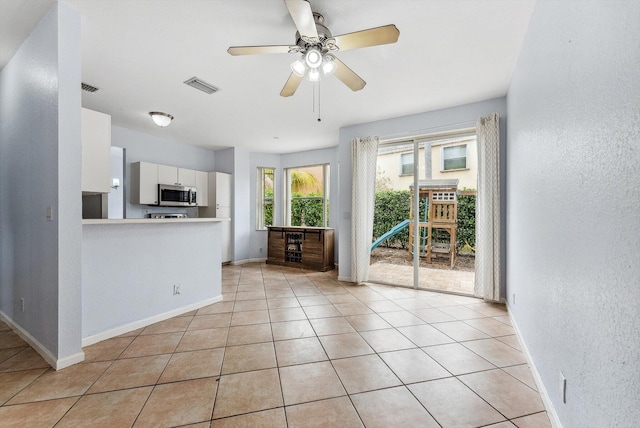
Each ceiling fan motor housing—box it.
[294,13,338,57]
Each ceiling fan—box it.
[227,0,400,97]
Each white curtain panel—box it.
[350,136,379,283]
[474,113,501,301]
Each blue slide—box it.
[371,220,410,251]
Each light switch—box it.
[46,206,53,221]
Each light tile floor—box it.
[0,263,551,428]
[369,262,475,294]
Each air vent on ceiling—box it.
[81,82,100,93]
[184,77,219,94]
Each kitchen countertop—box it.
[83,217,230,225]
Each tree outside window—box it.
[285,164,329,227]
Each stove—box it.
[148,213,188,219]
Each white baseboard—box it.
[0,311,85,370]
[55,352,86,370]
[231,258,267,265]
[507,304,562,428]
[338,276,354,283]
[82,295,224,347]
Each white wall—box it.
[0,3,83,365]
[337,98,506,281]
[108,147,125,219]
[111,125,216,218]
[214,147,252,263]
[82,222,222,340]
[506,1,640,426]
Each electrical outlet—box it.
[560,371,567,403]
[512,293,516,305]
[46,206,53,221]
[173,285,181,296]
[260,247,263,253]
[20,298,25,312]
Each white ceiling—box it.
[0,0,536,154]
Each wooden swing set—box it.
[408,179,459,269]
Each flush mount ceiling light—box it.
[149,112,174,127]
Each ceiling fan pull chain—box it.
[317,81,322,122]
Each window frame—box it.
[284,163,330,228]
[441,143,469,172]
[256,166,275,231]
[399,152,414,176]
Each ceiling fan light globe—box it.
[291,58,306,77]
[322,58,336,75]
[308,68,320,82]
[305,48,322,69]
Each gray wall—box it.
[249,153,282,260]
[0,3,83,362]
[111,125,216,218]
[506,1,640,426]
[337,98,507,281]
[83,222,221,340]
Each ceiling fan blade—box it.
[333,24,400,51]
[280,73,304,97]
[284,0,318,40]
[332,57,366,92]
[227,45,292,56]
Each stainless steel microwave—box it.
[158,184,197,207]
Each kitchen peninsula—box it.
[82,217,228,345]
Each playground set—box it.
[371,179,459,268]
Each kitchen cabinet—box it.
[81,108,111,193]
[131,162,159,205]
[157,165,196,187]
[210,172,231,208]
[267,227,335,271]
[199,172,232,263]
[195,171,208,206]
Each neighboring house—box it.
[376,136,477,191]
[376,143,425,191]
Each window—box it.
[400,152,413,175]
[256,167,274,230]
[285,164,329,227]
[442,144,468,171]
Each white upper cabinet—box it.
[211,172,232,207]
[157,165,196,187]
[195,170,208,206]
[131,161,158,205]
[81,108,111,193]
[178,168,196,187]
[157,164,177,185]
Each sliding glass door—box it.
[369,131,477,295]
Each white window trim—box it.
[399,152,414,176]
[256,167,275,231]
[441,143,469,172]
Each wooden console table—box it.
[267,226,335,271]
